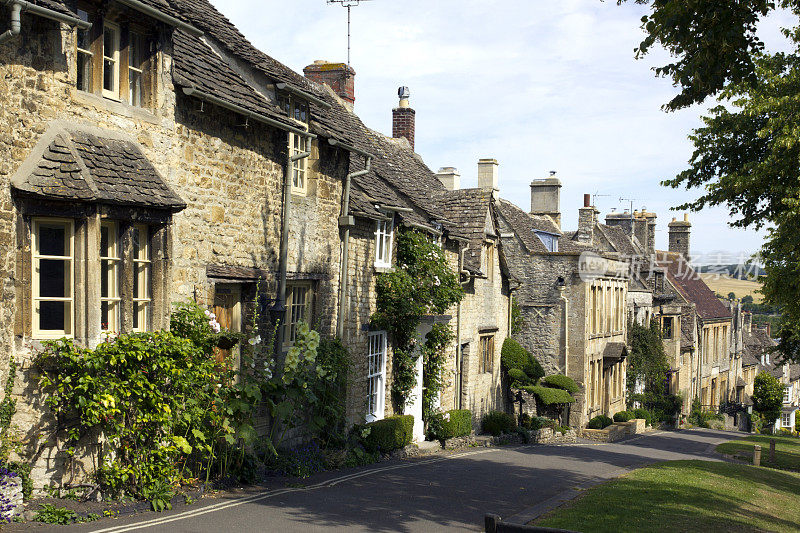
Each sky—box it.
[209,0,796,263]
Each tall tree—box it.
[620,1,800,360]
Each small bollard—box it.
[753,444,761,466]
[770,439,776,463]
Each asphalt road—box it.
[58,428,737,533]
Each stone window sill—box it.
[73,90,159,124]
[374,264,394,274]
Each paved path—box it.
[62,428,737,533]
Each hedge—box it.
[362,415,414,453]
[520,414,557,431]
[587,415,613,429]
[613,411,634,423]
[436,409,472,440]
[632,408,652,426]
[541,374,579,394]
[482,411,516,436]
[501,338,544,385]
[522,385,576,405]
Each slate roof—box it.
[12,127,185,210]
[496,199,592,255]
[655,251,731,320]
[434,189,494,272]
[597,223,640,257]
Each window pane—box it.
[77,52,93,92]
[39,259,68,297]
[103,59,115,92]
[129,70,141,106]
[40,301,68,331]
[103,28,114,56]
[38,224,66,256]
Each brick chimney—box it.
[436,167,460,190]
[477,158,499,199]
[392,86,415,150]
[577,194,596,244]
[530,175,561,228]
[668,213,691,260]
[303,60,355,110]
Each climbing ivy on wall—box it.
[372,229,463,413]
[422,323,455,422]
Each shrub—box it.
[520,415,557,431]
[481,411,516,436]
[541,374,579,394]
[434,409,472,440]
[632,408,652,426]
[587,415,613,429]
[507,368,529,387]
[521,385,576,405]
[556,425,570,435]
[362,415,414,453]
[753,372,783,428]
[501,338,544,384]
[269,442,327,478]
[613,411,634,423]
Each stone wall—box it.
[0,21,349,489]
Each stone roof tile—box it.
[655,251,732,320]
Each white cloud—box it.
[209,0,784,258]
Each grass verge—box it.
[716,434,800,472]
[534,460,800,533]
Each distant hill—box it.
[695,263,765,278]
[699,273,764,304]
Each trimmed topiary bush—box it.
[632,408,652,426]
[481,410,516,436]
[521,385,576,406]
[363,415,414,453]
[613,411,634,423]
[507,368,529,387]
[541,374,579,394]
[434,409,472,440]
[501,338,544,385]
[587,415,613,429]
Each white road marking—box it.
[89,447,501,533]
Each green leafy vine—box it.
[372,228,463,413]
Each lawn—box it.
[716,434,800,472]
[534,460,800,533]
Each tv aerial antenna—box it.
[327,0,372,68]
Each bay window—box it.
[32,219,74,338]
[132,225,151,332]
[100,221,121,333]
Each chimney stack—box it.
[743,311,752,333]
[477,158,499,199]
[392,86,415,150]
[530,176,562,227]
[303,60,355,110]
[577,193,596,244]
[668,213,691,260]
[436,167,460,191]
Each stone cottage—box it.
[497,186,629,427]
[0,0,513,485]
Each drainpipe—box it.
[559,285,569,377]
[273,131,312,353]
[454,243,470,410]
[0,2,20,44]
[0,0,91,46]
[336,154,372,339]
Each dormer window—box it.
[535,230,558,252]
[74,7,154,108]
[279,94,308,123]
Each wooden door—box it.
[213,285,241,366]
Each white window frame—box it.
[534,230,558,252]
[374,217,394,268]
[102,22,121,100]
[132,224,151,332]
[290,133,308,195]
[128,31,144,107]
[784,386,791,404]
[781,411,792,427]
[32,218,74,339]
[366,331,387,422]
[283,282,311,347]
[100,221,121,333]
[76,9,93,93]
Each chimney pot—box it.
[583,194,591,208]
[392,86,416,150]
[684,213,689,222]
